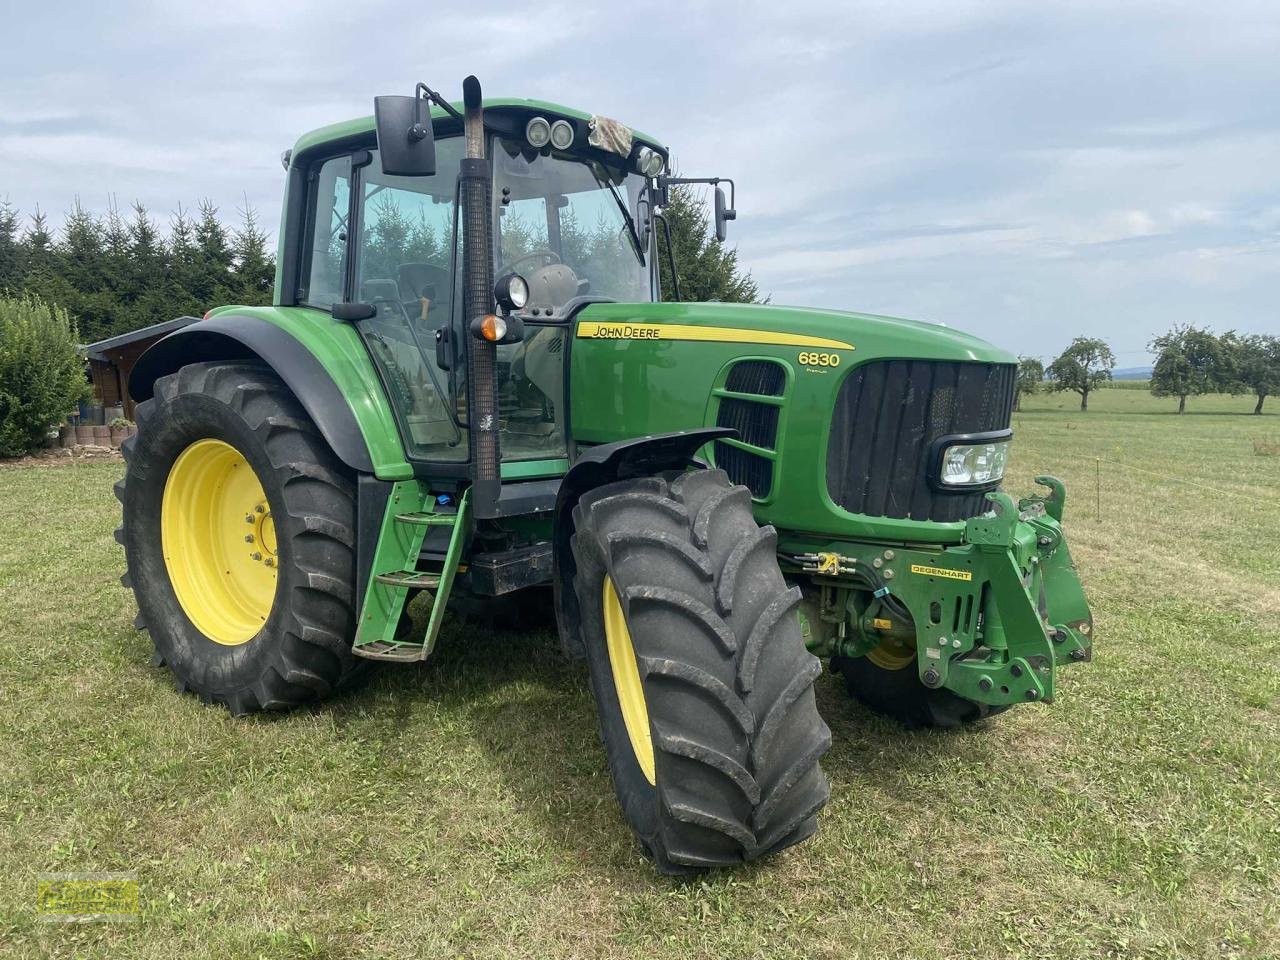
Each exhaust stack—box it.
[459,75,501,519]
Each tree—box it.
[0,294,89,456]
[1225,332,1280,415]
[0,200,21,290]
[656,185,761,303]
[1149,325,1229,413]
[0,196,280,342]
[1014,356,1044,412]
[230,203,275,306]
[1046,337,1115,411]
[193,199,235,308]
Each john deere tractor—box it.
[116,76,1093,873]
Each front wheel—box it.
[116,361,365,714]
[569,469,831,873]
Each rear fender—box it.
[129,312,410,479]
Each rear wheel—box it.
[116,361,365,713]
[570,469,831,873]
[836,643,1008,729]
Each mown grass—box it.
[1,390,1277,959]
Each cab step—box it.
[352,482,471,663]
[373,571,441,589]
[395,512,460,527]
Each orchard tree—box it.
[1047,337,1115,411]
[1149,325,1229,413]
[1225,332,1280,415]
[1014,356,1044,412]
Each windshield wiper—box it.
[591,164,645,265]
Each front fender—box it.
[129,308,412,480]
[551,428,734,658]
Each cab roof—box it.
[290,97,666,165]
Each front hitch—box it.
[922,486,1092,706]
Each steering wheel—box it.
[501,248,561,275]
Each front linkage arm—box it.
[790,477,1093,708]
[929,480,1093,705]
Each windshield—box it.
[492,137,652,315]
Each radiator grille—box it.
[714,361,784,499]
[725,360,786,396]
[715,441,773,499]
[826,360,1016,522]
[716,397,779,450]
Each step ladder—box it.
[352,482,470,662]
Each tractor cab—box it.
[288,97,667,469]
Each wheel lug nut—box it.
[245,515,254,523]
[251,552,262,561]
[244,535,255,543]
[264,558,274,568]
[255,505,265,513]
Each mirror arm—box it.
[660,175,735,211]
[415,82,464,122]
[654,212,681,302]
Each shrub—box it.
[0,295,89,457]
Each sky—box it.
[2,0,1277,364]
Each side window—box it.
[300,155,351,307]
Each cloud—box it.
[1,0,1277,357]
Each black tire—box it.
[570,469,831,873]
[836,655,1009,729]
[116,361,366,714]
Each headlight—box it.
[549,119,575,150]
[636,146,664,178]
[493,272,529,311]
[933,431,1012,489]
[526,116,551,148]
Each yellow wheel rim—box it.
[866,636,916,671]
[161,439,278,645]
[602,579,656,785]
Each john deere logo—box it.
[591,324,662,339]
[576,321,853,351]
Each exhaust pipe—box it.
[459,75,501,519]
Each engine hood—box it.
[575,301,1014,366]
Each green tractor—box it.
[116,76,1093,873]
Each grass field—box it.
[1,388,1277,959]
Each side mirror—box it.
[714,185,736,242]
[636,192,653,251]
[374,89,436,177]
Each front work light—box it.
[526,116,552,148]
[636,146,664,178]
[933,431,1013,489]
[549,119,575,150]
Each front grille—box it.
[826,359,1016,522]
[715,441,773,499]
[716,397,779,450]
[725,360,786,396]
[714,360,784,499]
